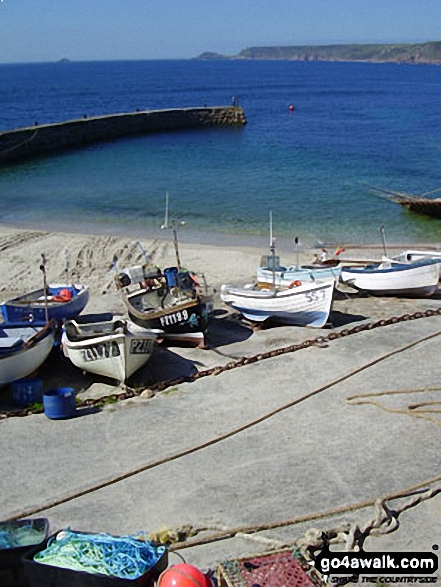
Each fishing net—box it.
[34,529,166,579]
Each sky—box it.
[0,0,440,63]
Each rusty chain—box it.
[2,306,441,420]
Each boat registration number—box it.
[81,341,120,362]
[306,289,326,302]
[130,339,155,354]
[160,309,189,327]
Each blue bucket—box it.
[163,267,178,288]
[43,388,76,420]
[12,378,43,406]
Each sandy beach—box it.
[1,224,440,581]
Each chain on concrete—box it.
[2,306,441,420]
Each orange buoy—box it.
[158,563,211,587]
[288,280,302,289]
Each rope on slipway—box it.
[346,386,441,427]
[4,328,441,523]
[167,476,441,553]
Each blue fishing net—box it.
[34,529,166,579]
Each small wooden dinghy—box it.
[340,257,439,297]
[1,284,89,323]
[221,278,335,327]
[0,321,56,386]
[61,316,161,383]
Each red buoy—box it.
[158,563,212,587]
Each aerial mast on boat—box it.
[161,192,184,271]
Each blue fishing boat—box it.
[0,283,89,323]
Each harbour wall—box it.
[0,106,247,165]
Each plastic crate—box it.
[22,531,168,587]
[0,518,49,587]
[12,378,44,405]
[217,549,324,587]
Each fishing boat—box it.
[0,321,56,387]
[392,249,441,266]
[257,255,341,288]
[222,213,335,327]
[115,264,213,346]
[115,194,214,346]
[1,283,90,323]
[340,257,439,297]
[0,254,89,323]
[61,316,161,383]
[221,278,335,327]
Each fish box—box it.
[0,518,49,587]
[22,530,168,587]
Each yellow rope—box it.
[346,386,441,427]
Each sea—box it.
[1,59,441,250]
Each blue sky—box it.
[0,0,440,63]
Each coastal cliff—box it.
[197,41,441,64]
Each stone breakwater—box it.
[0,106,247,164]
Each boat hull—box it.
[0,323,55,386]
[62,318,159,383]
[221,279,335,327]
[340,259,439,297]
[1,284,89,323]
[392,250,441,280]
[124,293,214,345]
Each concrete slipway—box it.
[1,311,440,578]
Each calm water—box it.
[1,59,441,247]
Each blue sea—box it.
[1,59,441,247]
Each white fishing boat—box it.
[221,278,335,327]
[61,316,161,383]
[0,322,56,387]
[340,257,439,297]
[257,255,341,288]
[222,213,335,327]
[391,249,441,278]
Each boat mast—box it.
[161,192,184,271]
[295,236,299,269]
[39,253,49,324]
[380,225,388,257]
[270,211,276,292]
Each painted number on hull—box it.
[160,309,189,327]
[81,342,120,362]
[306,289,326,303]
[130,339,154,354]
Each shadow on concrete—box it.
[329,310,368,327]
[130,346,199,387]
[205,313,253,348]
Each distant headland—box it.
[196,42,441,64]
